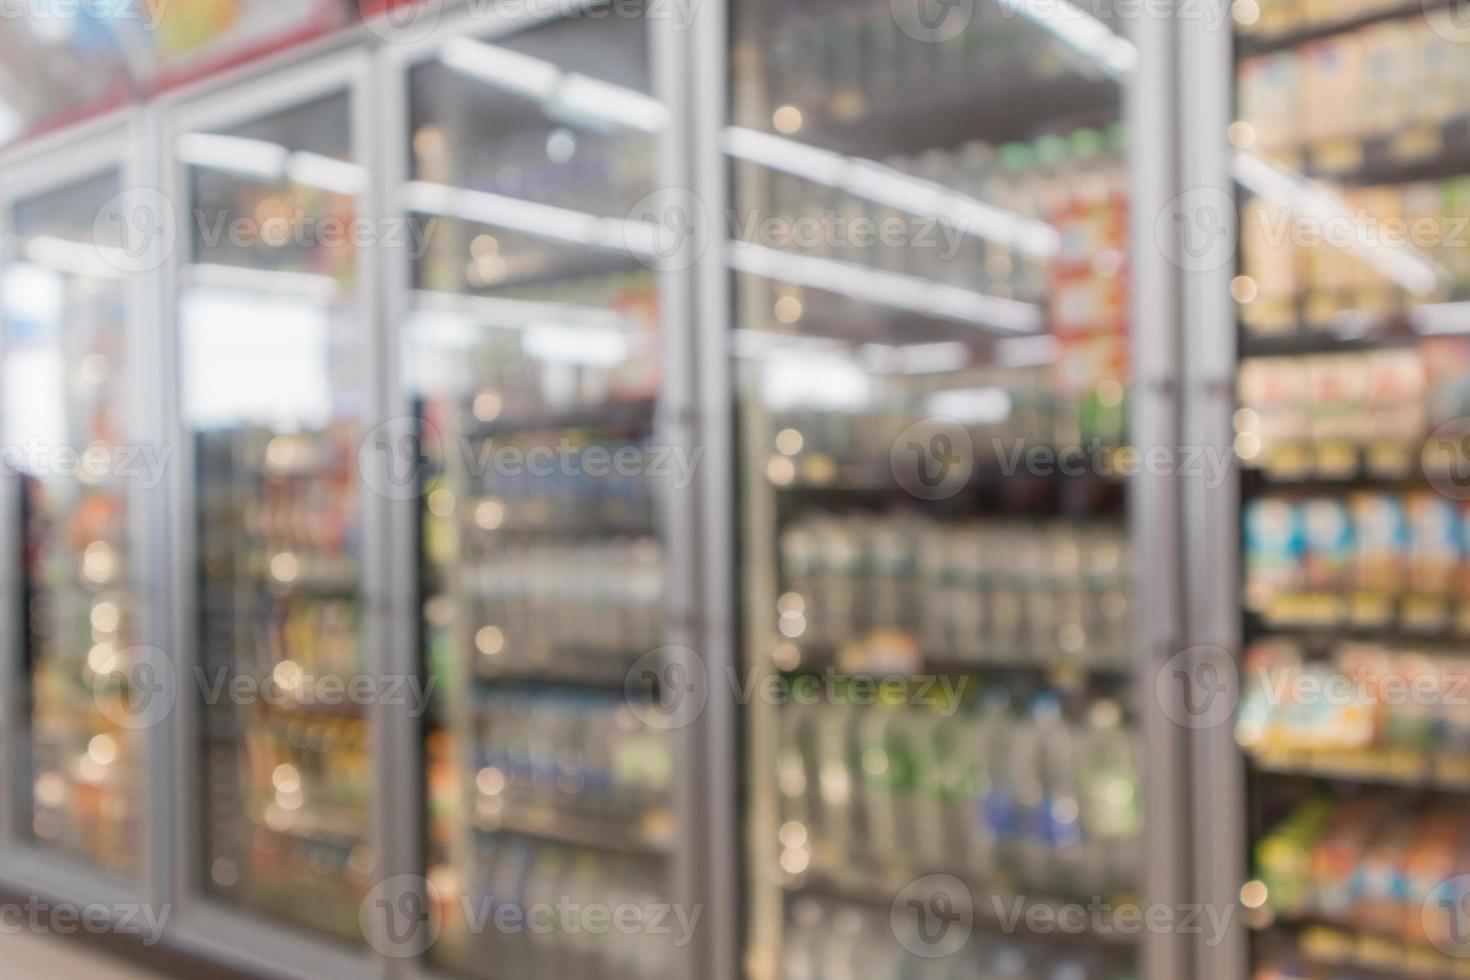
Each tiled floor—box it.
[0,930,171,979]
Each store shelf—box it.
[463,398,656,440]
[1246,747,1470,792]
[786,869,1140,948]
[473,808,673,859]
[1235,0,1461,58]
[1257,919,1470,980]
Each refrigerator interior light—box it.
[1,262,65,324]
[859,341,971,374]
[729,240,1045,334]
[439,37,668,134]
[994,333,1060,367]
[1410,302,1470,336]
[925,386,1015,425]
[177,132,290,181]
[179,287,332,431]
[2,344,65,453]
[724,127,1061,261]
[410,289,639,334]
[758,349,871,412]
[1233,149,1449,296]
[522,320,630,366]
[285,152,368,195]
[23,236,126,280]
[996,0,1138,78]
[401,180,656,257]
[185,263,340,304]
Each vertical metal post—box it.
[1127,3,1193,978]
[690,0,739,976]
[1177,3,1249,979]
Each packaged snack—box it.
[1301,498,1355,591]
[1407,493,1462,595]
[1245,499,1306,610]
[1351,493,1408,593]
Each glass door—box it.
[1,159,145,881]
[170,61,375,945]
[1230,2,1470,977]
[727,2,1167,977]
[386,5,693,976]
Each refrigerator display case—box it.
[163,51,384,960]
[380,4,704,977]
[0,127,158,886]
[724,1,1184,979]
[1221,1,1470,978]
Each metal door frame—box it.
[157,44,390,980]
[376,2,718,977]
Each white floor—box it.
[0,930,171,979]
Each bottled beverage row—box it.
[434,432,659,541]
[475,688,673,839]
[1254,794,1470,959]
[764,380,1129,484]
[206,713,373,940]
[413,122,658,220]
[461,536,664,670]
[1238,638,1470,780]
[1239,11,1470,162]
[1238,0,1414,40]
[199,427,363,592]
[1245,492,1470,627]
[1239,177,1470,335]
[438,833,675,980]
[412,273,660,420]
[760,0,1101,126]
[749,123,1129,332]
[1238,346,1470,476]
[782,895,1136,980]
[775,692,1140,898]
[779,514,1131,668]
[190,173,358,284]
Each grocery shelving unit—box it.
[0,3,1268,980]
[1191,2,1470,979]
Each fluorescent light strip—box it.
[24,237,125,280]
[1234,149,1448,297]
[178,133,289,181]
[185,263,340,304]
[287,152,367,195]
[401,180,656,258]
[997,0,1138,78]
[729,241,1044,335]
[439,37,668,135]
[725,127,1060,261]
[410,289,638,333]
[1411,302,1470,336]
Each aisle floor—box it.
[0,930,171,979]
